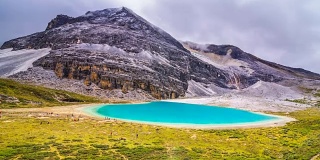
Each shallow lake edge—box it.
[79,102,296,129]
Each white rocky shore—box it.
[165,95,311,112]
[166,80,317,112]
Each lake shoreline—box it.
[79,102,296,129]
[1,98,296,129]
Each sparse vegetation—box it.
[315,90,320,108]
[285,98,309,104]
[0,108,320,159]
[0,78,101,108]
[286,88,320,108]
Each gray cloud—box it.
[141,0,320,73]
[0,0,117,44]
[0,0,319,73]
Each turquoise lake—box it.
[93,101,278,125]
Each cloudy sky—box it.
[0,0,319,73]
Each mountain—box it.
[182,41,320,96]
[1,7,319,99]
[183,41,320,80]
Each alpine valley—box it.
[1,7,320,160]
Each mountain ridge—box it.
[182,41,320,79]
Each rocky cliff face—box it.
[2,7,319,99]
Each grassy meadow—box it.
[0,78,101,109]
[0,108,319,159]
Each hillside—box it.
[0,78,101,109]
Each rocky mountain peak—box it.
[83,7,138,20]
[84,7,124,17]
[46,14,74,31]
[1,7,187,52]
[78,7,186,51]
[45,7,164,34]
[81,7,159,32]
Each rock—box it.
[0,94,20,103]
[10,67,155,101]
[119,137,126,141]
[46,14,74,31]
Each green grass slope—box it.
[0,78,101,108]
[0,108,319,159]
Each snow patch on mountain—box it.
[83,7,123,17]
[0,48,51,77]
[186,80,216,97]
[72,43,172,69]
[185,44,254,76]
